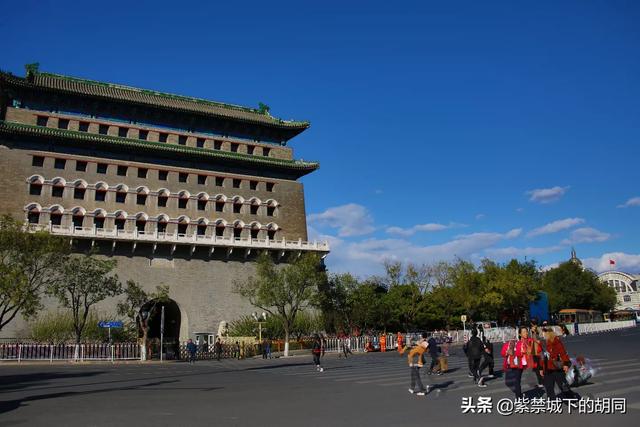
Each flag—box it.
[609,259,616,266]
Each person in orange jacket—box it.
[539,328,573,399]
[407,335,430,396]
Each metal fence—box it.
[0,343,140,362]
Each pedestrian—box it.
[466,328,484,383]
[539,327,573,399]
[266,339,272,359]
[234,341,241,360]
[530,321,545,389]
[262,339,268,359]
[407,337,430,396]
[186,338,197,364]
[500,326,529,399]
[438,335,450,374]
[312,334,324,372]
[214,338,223,361]
[477,336,494,387]
[426,335,440,375]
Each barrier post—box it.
[50,345,54,363]
[18,344,21,363]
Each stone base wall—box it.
[0,252,258,341]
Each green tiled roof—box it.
[0,70,310,131]
[0,121,319,174]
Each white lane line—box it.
[595,384,640,397]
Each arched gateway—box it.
[140,299,181,359]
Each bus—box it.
[606,310,640,323]
[558,309,603,324]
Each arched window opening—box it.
[157,216,168,233]
[623,295,631,303]
[197,194,208,211]
[74,182,86,200]
[137,188,148,206]
[215,198,225,212]
[116,187,127,203]
[250,224,260,240]
[233,198,243,214]
[115,212,127,230]
[94,211,105,229]
[51,181,65,198]
[50,208,63,226]
[29,178,43,196]
[95,184,108,202]
[72,208,85,228]
[135,215,147,233]
[177,218,189,235]
[233,222,244,239]
[197,220,207,236]
[27,206,40,224]
[250,199,260,215]
[158,190,169,208]
[178,193,189,209]
[215,221,226,237]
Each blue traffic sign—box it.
[98,321,123,328]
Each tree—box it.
[235,252,327,356]
[117,280,169,358]
[0,215,68,331]
[318,272,359,333]
[543,261,617,313]
[48,255,122,344]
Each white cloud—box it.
[307,203,375,237]
[527,217,585,237]
[617,197,640,208]
[526,186,570,204]
[560,227,611,245]
[516,208,524,213]
[386,222,466,237]
[475,214,486,220]
[582,252,640,274]
[323,228,522,277]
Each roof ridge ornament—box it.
[25,63,40,81]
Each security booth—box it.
[194,332,214,351]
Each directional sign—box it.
[99,321,123,328]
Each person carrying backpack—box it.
[477,336,494,387]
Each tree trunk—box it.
[284,329,290,357]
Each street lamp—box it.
[252,312,267,341]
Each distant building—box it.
[597,271,640,311]
[0,64,329,342]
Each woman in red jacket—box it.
[501,327,533,399]
[539,328,572,399]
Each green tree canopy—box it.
[48,255,122,344]
[0,215,68,331]
[235,252,327,356]
[543,261,617,313]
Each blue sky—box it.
[3,0,639,277]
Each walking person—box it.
[312,334,324,372]
[262,339,268,359]
[266,339,272,359]
[477,336,494,387]
[500,326,530,399]
[234,341,241,360]
[530,321,545,389]
[214,338,223,361]
[407,338,430,396]
[539,327,573,399]
[186,339,197,364]
[466,328,484,383]
[426,335,440,375]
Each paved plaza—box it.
[1,327,638,426]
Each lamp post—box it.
[252,312,267,342]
